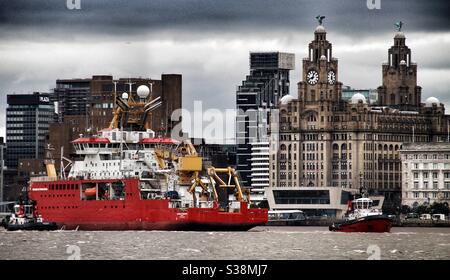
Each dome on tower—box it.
[280,95,295,105]
[394,32,405,39]
[400,60,407,65]
[315,25,326,33]
[320,55,327,60]
[425,97,440,107]
[350,93,367,104]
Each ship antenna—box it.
[113,80,118,111]
[119,92,128,176]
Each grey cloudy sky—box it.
[0,0,449,141]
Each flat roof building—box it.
[5,92,53,170]
[400,143,450,207]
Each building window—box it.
[413,192,419,198]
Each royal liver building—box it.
[269,19,449,212]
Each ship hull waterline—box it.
[329,216,393,233]
[28,178,268,232]
[53,221,260,231]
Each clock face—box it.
[327,71,336,85]
[307,70,319,85]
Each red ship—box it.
[26,85,267,231]
[28,178,266,231]
[329,197,392,233]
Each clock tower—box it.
[378,22,421,110]
[298,18,342,105]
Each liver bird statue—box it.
[395,21,403,32]
[316,15,325,25]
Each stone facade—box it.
[270,24,449,207]
[400,143,450,207]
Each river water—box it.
[0,227,449,260]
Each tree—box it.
[430,202,450,215]
[415,204,430,215]
[400,205,411,215]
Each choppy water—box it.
[0,227,449,260]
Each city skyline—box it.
[0,0,449,141]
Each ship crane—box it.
[188,166,248,204]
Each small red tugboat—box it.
[329,197,392,233]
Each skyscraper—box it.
[236,52,294,188]
[5,92,54,170]
[52,78,91,122]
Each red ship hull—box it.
[329,215,392,233]
[28,178,268,231]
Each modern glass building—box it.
[236,52,294,188]
[5,92,54,170]
[52,79,91,122]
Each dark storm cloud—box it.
[0,0,449,40]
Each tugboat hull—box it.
[6,222,58,231]
[329,215,392,233]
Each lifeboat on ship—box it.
[329,197,392,233]
[84,187,97,198]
